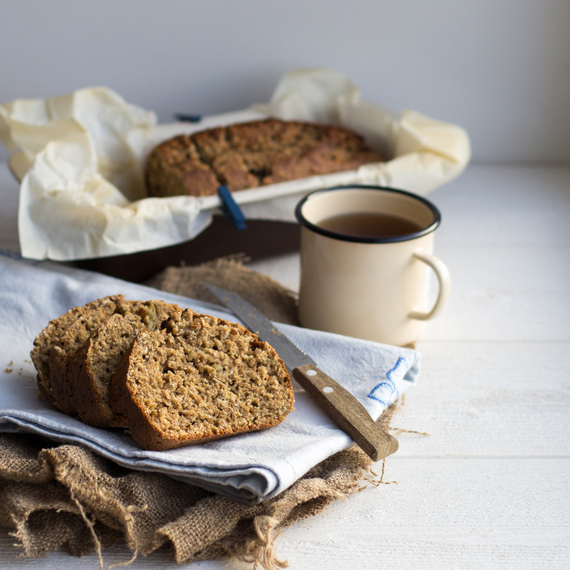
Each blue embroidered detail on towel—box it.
[368,357,408,406]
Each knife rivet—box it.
[323,387,334,393]
[306,369,317,376]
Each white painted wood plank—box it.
[430,165,570,247]
[424,167,570,341]
[273,457,570,570]
[423,244,570,342]
[393,341,570,457]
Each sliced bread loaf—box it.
[109,309,294,451]
[31,296,180,420]
[69,300,182,428]
[31,295,125,413]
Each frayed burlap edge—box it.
[0,401,403,570]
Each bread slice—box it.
[31,295,125,413]
[109,309,294,451]
[69,300,182,428]
[32,297,294,450]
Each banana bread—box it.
[145,118,383,197]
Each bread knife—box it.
[203,283,399,462]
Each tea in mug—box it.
[317,212,423,239]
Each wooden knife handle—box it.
[292,363,399,462]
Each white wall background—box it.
[0,0,569,165]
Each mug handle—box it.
[408,251,451,321]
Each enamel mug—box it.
[295,185,451,347]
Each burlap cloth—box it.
[0,257,403,569]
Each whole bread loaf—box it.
[145,118,384,198]
[31,298,294,449]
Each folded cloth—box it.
[0,252,419,504]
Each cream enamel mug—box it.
[295,185,451,347]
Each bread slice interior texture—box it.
[110,309,294,451]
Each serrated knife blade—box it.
[204,283,399,463]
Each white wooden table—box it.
[1,163,569,569]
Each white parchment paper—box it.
[0,68,471,262]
